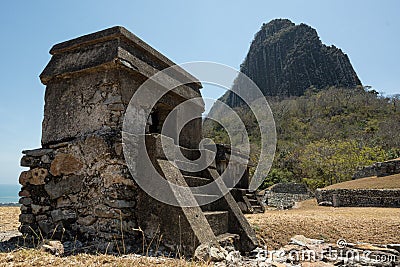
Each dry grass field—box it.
[323,173,400,189]
[1,199,400,266]
[246,199,400,249]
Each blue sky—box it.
[0,0,399,185]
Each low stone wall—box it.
[264,183,313,209]
[353,159,400,179]
[315,189,400,207]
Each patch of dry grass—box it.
[0,249,209,267]
[246,199,400,249]
[0,207,20,232]
[323,173,400,189]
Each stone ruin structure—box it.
[263,183,313,209]
[18,26,258,255]
[214,144,265,214]
[352,158,400,179]
[315,188,400,208]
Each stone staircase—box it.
[245,192,265,213]
[144,138,258,255]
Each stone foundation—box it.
[315,189,400,208]
[352,158,400,179]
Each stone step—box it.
[193,193,220,204]
[252,205,264,213]
[184,175,212,187]
[203,211,229,236]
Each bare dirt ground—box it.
[246,199,400,249]
[1,200,400,266]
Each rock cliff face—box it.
[221,19,361,106]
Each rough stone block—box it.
[102,165,135,188]
[45,175,83,199]
[30,168,48,185]
[19,171,31,186]
[51,209,77,222]
[19,197,32,206]
[50,153,83,176]
[38,220,56,236]
[31,204,50,215]
[77,215,97,226]
[19,214,35,224]
[20,155,40,168]
[22,148,54,157]
[19,189,31,197]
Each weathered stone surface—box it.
[19,214,35,224]
[56,197,72,208]
[19,197,32,206]
[18,189,31,198]
[50,153,83,176]
[104,95,122,105]
[44,175,83,199]
[36,215,48,221]
[18,171,31,186]
[38,220,55,236]
[30,168,48,185]
[51,209,77,222]
[20,205,29,213]
[20,155,40,168]
[218,18,361,107]
[93,204,120,218]
[77,215,97,226]
[41,154,51,164]
[264,183,314,209]
[31,204,50,215]
[108,103,125,111]
[102,165,135,188]
[194,243,228,262]
[104,199,135,208]
[22,148,53,157]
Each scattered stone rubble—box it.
[212,235,400,267]
[1,230,399,266]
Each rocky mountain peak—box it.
[220,19,362,107]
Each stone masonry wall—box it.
[352,158,400,179]
[19,131,140,252]
[315,189,400,208]
[263,183,313,209]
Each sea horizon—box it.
[0,184,20,203]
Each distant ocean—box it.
[0,184,20,204]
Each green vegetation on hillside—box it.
[204,86,400,189]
